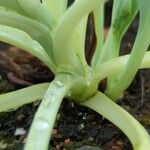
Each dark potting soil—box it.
[0,1,150,150]
[0,69,150,150]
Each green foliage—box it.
[0,0,149,150]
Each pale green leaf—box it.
[91,0,104,67]
[0,24,56,72]
[0,0,26,15]
[0,83,49,112]
[82,91,150,150]
[17,0,55,30]
[0,11,54,61]
[53,0,99,74]
[42,0,68,23]
[106,0,150,100]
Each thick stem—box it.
[106,35,149,100]
[82,92,150,150]
[92,29,120,67]
[92,0,137,68]
[105,0,150,100]
[91,0,104,67]
[24,74,74,150]
[93,51,150,99]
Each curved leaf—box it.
[102,0,138,93]
[91,0,104,66]
[17,0,55,30]
[106,0,150,100]
[112,0,138,36]
[42,0,68,23]
[0,0,26,15]
[0,83,49,112]
[0,24,56,72]
[0,11,54,61]
[82,92,150,150]
[93,0,138,67]
[25,74,74,150]
[94,51,150,84]
[53,0,99,74]
[68,6,88,75]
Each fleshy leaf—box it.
[106,0,150,100]
[0,11,54,61]
[82,91,150,150]
[25,74,73,150]
[0,0,26,15]
[92,0,138,67]
[91,0,104,66]
[0,83,49,112]
[103,0,138,92]
[42,0,68,23]
[17,0,55,30]
[0,24,56,72]
[53,0,99,74]
[69,16,89,75]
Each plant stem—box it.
[18,0,55,30]
[24,74,74,150]
[93,51,150,98]
[105,28,150,100]
[53,0,99,71]
[91,0,104,66]
[0,24,56,72]
[82,91,150,150]
[42,0,68,23]
[0,83,49,112]
[105,0,150,100]
[92,0,137,68]
[92,29,120,67]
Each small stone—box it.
[15,128,26,136]
[52,129,58,135]
[82,114,87,120]
[71,102,74,107]
[56,144,60,150]
[78,123,85,130]
[116,140,123,145]
[64,138,70,145]
[78,112,83,116]
[59,142,64,147]
[56,113,61,121]
[88,137,94,142]
[17,113,25,121]
[0,141,7,149]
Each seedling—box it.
[0,0,150,150]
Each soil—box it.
[0,1,150,150]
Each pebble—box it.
[88,137,94,142]
[14,128,26,136]
[0,142,7,149]
[56,144,60,150]
[52,128,58,135]
[78,123,85,130]
[17,113,25,121]
[64,138,70,145]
